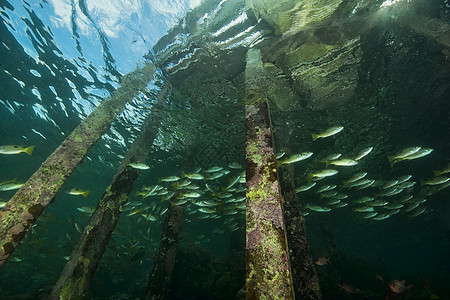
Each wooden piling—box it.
[244,48,294,300]
[279,163,322,299]
[145,204,185,300]
[48,85,169,299]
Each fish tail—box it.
[24,145,35,155]
[82,190,91,198]
[420,180,425,186]
[307,173,314,182]
[389,160,397,168]
[325,160,330,168]
[432,171,441,177]
[312,134,319,141]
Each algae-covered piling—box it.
[145,204,185,300]
[244,48,294,299]
[48,85,168,299]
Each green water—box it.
[0,0,449,299]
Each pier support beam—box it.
[244,48,294,300]
[279,163,322,299]
[145,204,185,300]
[48,85,169,299]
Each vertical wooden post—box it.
[279,163,322,299]
[145,204,185,300]
[0,63,156,269]
[244,48,294,299]
[48,86,169,299]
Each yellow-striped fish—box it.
[326,158,358,167]
[66,188,90,198]
[0,145,35,155]
[308,169,339,181]
[312,126,343,141]
[0,182,24,191]
[278,152,313,165]
[421,176,449,186]
[354,147,373,161]
[128,163,150,170]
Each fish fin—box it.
[24,145,35,155]
[2,178,17,184]
[82,190,90,198]
[312,134,319,141]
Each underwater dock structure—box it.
[0,0,449,298]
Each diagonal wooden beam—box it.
[48,85,169,299]
[0,63,156,269]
